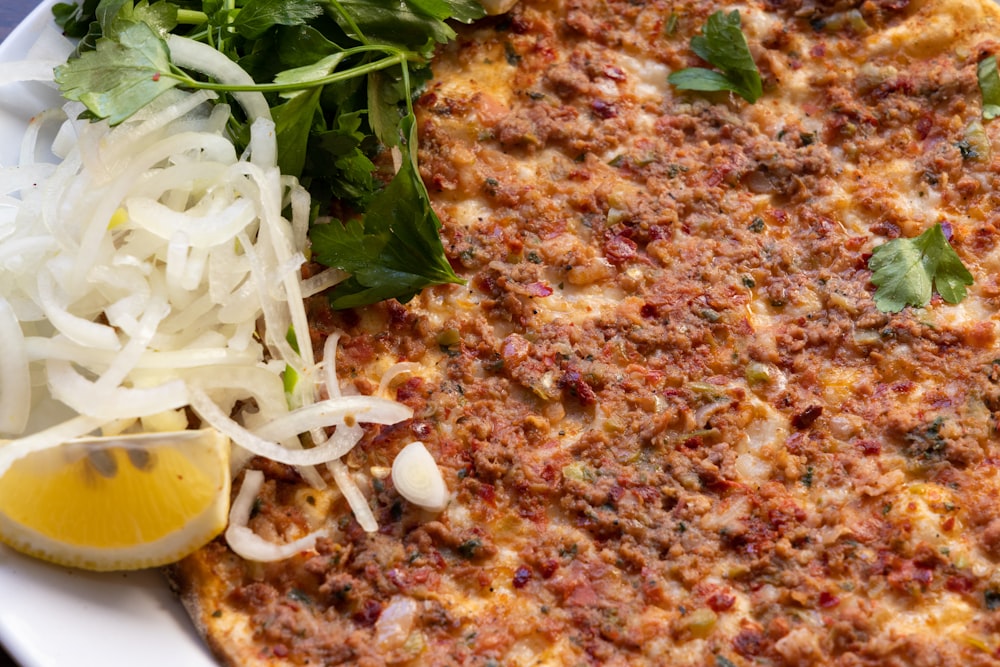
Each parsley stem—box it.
[176,10,208,25]
[166,48,413,95]
[326,0,371,46]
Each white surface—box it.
[0,4,217,667]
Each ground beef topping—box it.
[171,1,1000,665]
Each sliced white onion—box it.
[190,388,407,467]
[374,597,419,650]
[20,107,67,168]
[391,442,449,512]
[36,268,120,350]
[327,459,378,532]
[252,396,412,443]
[323,333,343,399]
[165,36,271,123]
[47,359,190,421]
[225,470,327,562]
[0,60,63,86]
[127,196,256,248]
[301,267,349,298]
[0,298,30,435]
[93,292,169,392]
[377,362,420,398]
[283,175,311,251]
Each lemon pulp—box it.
[0,429,230,571]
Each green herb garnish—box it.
[668,9,762,104]
[868,223,973,313]
[977,55,1000,120]
[310,116,460,308]
[54,0,480,307]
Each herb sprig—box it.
[53,0,482,307]
[868,223,973,313]
[668,9,762,104]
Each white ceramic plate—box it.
[0,5,216,667]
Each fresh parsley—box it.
[668,9,762,104]
[868,223,974,313]
[977,55,1000,120]
[309,115,460,308]
[53,0,480,307]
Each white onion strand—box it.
[225,470,327,562]
[391,441,449,512]
[0,298,30,435]
[327,459,378,532]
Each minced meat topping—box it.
[171,0,1000,665]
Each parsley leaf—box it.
[271,86,322,177]
[307,110,377,204]
[977,55,1000,120]
[668,9,762,104]
[868,223,974,313]
[309,115,464,309]
[231,0,323,40]
[54,20,181,125]
[53,0,100,38]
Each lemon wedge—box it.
[0,429,230,571]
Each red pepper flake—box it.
[732,628,766,657]
[539,559,559,578]
[945,575,975,593]
[707,591,736,612]
[602,64,626,81]
[386,568,407,590]
[818,591,840,608]
[509,15,530,34]
[856,439,881,456]
[913,567,933,587]
[477,482,497,505]
[560,369,597,405]
[607,485,625,505]
[706,168,727,187]
[353,598,383,626]
[915,114,933,140]
[540,464,557,484]
[844,236,867,251]
[410,419,432,439]
[591,99,617,119]
[152,72,161,82]
[513,565,532,589]
[395,376,425,402]
[791,405,823,429]
[524,281,553,297]
[272,644,289,658]
[604,234,637,266]
[682,435,703,449]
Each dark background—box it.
[0,3,53,664]
[1,1,40,43]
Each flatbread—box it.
[169,0,1000,664]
